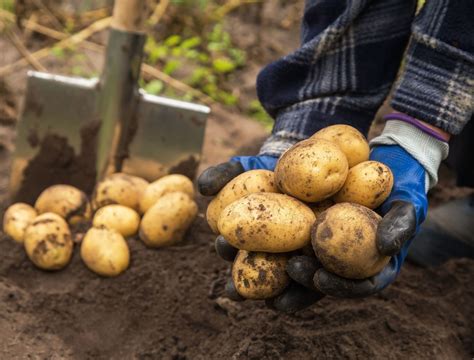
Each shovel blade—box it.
[10,71,100,203]
[121,91,210,181]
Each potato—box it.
[92,173,149,211]
[139,192,198,247]
[206,169,278,233]
[218,192,315,253]
[140,174,194,214]
[24,213,73,270]
[311,125,369,167]
[92,205,140,237]
[81,227,130,277]
[3,203,37,244]
[275,138,348,202]
[334,161,393,209]
[232,250,289,300]
[311,203,389,279]
[35,184,91,225]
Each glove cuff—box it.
[370,120,449,191]
[258,131,301,157]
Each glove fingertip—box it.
[225,278,245,302]
[215,235,238,262]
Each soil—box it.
[1,2,473,358]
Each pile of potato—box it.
[207,125,394,300]
[3,173,198,277]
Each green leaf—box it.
[212,57,236,73]
[164,35,182,47]
[163,59,182,75]
[180,36,202,49]
[144,80,164,95]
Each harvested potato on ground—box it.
[92,205,140,237]
[140,174,194,214]
[35,184,91,225]
[206,169,278,233]
[311,125,369,167]
[92,173,149,212]
[218,192,315,253]
[81,227,130,277]
[3,203,37,244]
[24,213,73,270]
[139,192,198,247]
[334,161,393,209]
[275,138,348,202]
[309,199,335,218]
[312,203,389,279]
[232,250,289,300]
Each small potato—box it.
[92,173,149,212]
[206,169,278,233]
[334,161,393,209]
[140,174,194,214]
[232,250,289,300]
[311,125,369,167]
[81,227,130,277]
[3,203,37,244]
[24,213,73,270]
[218,192,316,253]
[275,138,348,202]
[92,205,140,237]
[139,192,198,247]
[35,184,91,225]
[312,203,389,279]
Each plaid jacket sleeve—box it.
[391,0,474,135]
[257,0,474,157]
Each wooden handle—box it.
[111,0,147,32]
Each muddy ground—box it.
[1,1,473,358]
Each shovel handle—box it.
[111,0,147,33]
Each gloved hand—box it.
[288,145,428,298]
[198,155,325,312]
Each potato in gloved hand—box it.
[275,138,348,202]
[206,169,278,233]
[232,250,290,300]
[311,124,369,168]
[312,202,390,279]
[218,192,315,253]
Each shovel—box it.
[9,0,210,203]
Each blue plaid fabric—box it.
[257,0,474,156]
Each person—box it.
[198,0,474,313]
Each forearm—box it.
[391,0,474,135]
[257,0,417,156]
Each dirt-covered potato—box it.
[218,192,315,253]
[81,227,130,277]
[92,205,140,237]
[139,192,198,248]
[312,203,389,279]
[139,174,194,214]
[206,169,278,233]
[92,173,149,212]
[35,184,91,225]
[311,125,369,167]
[334,161,393,209]
[232,250,289,300]
[24,213,73,270]
[3,203,37,244]
[275,138,348,202]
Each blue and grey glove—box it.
[289,120,449,298]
